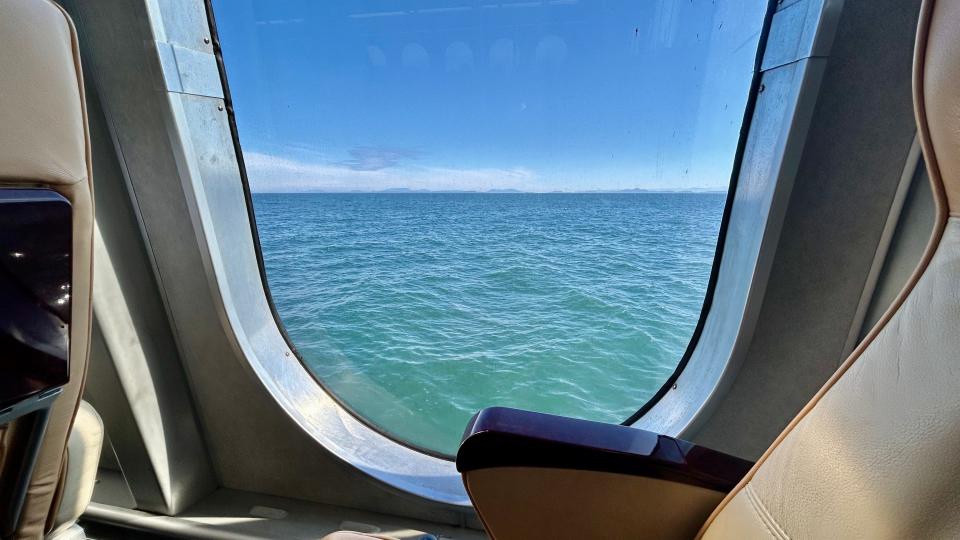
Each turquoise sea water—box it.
[253,192,724,455]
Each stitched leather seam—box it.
[745,485,790,540]
[742,487,778,539]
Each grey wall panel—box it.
[692,0,923,459]
[859,165,936,336]
[63,0,219,516]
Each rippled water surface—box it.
[253,192,724,455]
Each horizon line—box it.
[249,187,728,194]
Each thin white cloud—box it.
[243,151,543,193]
[339,146,421,171]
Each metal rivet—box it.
[759,83,766,93]
[203,37,211,44]
[672,383,678,390]
[284,351,291,357]
[217,104,224,111]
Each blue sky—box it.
[212,0,766,193]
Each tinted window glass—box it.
[212,0,768,456]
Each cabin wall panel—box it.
[692,0,923,459]
[859,165,936,337]
[62,0,220,515]
[73,58,219,514]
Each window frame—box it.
[621,0,779,426]
[206,0,777,456]
[191,0,836,502]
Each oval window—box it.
[210,0,769,456]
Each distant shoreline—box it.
[251,189,727,195]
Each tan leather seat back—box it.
[0,0,94,537]
[700,0,960,538]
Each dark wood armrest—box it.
[456,407,752,492]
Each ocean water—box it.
[253,192,724,455]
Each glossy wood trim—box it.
[457,407,752,492]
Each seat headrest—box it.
[915,0,960,217]
[0,0,88,186]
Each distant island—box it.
[259,187,727,194]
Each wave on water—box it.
[253,192,724,455]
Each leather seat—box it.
[0,0,97,538]
[699,0,960,536]
[46,402,102,540]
